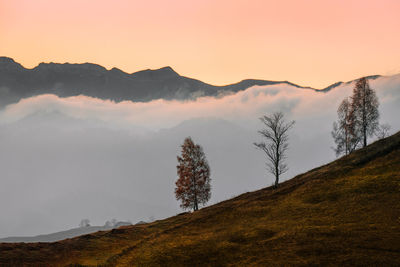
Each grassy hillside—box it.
[1,132,399,266]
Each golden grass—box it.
[1,132,399,266]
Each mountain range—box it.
[0,56,380,107]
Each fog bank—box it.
[0,74,399,237]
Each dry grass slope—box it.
[1,132,400,266]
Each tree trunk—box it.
[363,87,367,148]
[192,168,198,211]
[193,194,198,211]
[345,127,348,155]
[275,142,280,188]
[363,124,367,147]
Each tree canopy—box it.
[175,137,211,211]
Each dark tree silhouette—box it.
[175,137,211,211]
[351,77,379,147]
[254,112,295,188]
[332,97,360,156]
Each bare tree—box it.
[254,112,295,188]
[375,123,391,139]
[332,97,360,156]
[175,137,211,211]
[351,77,379,147]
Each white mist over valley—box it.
[0,74,399,237]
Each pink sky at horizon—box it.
[1,0,400,88]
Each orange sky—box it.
[1,0,400,88]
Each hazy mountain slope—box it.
[0,226,109,243]
[1,131,399,266]
[0,56,370,107]
[0,222,131,243]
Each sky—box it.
[0,74,399,237]
[1,0,400,88]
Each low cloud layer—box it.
[0,75,399,237]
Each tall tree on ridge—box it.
[175,137,211,211]
[254,112,295,188]
[351,77,379,147]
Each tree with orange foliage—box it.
[175,137,211,211]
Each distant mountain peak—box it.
[0,56,23,70]
[132,66,180,79]
[159,66,176,73]
[0,56,16,63]
[35,62,107,72]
